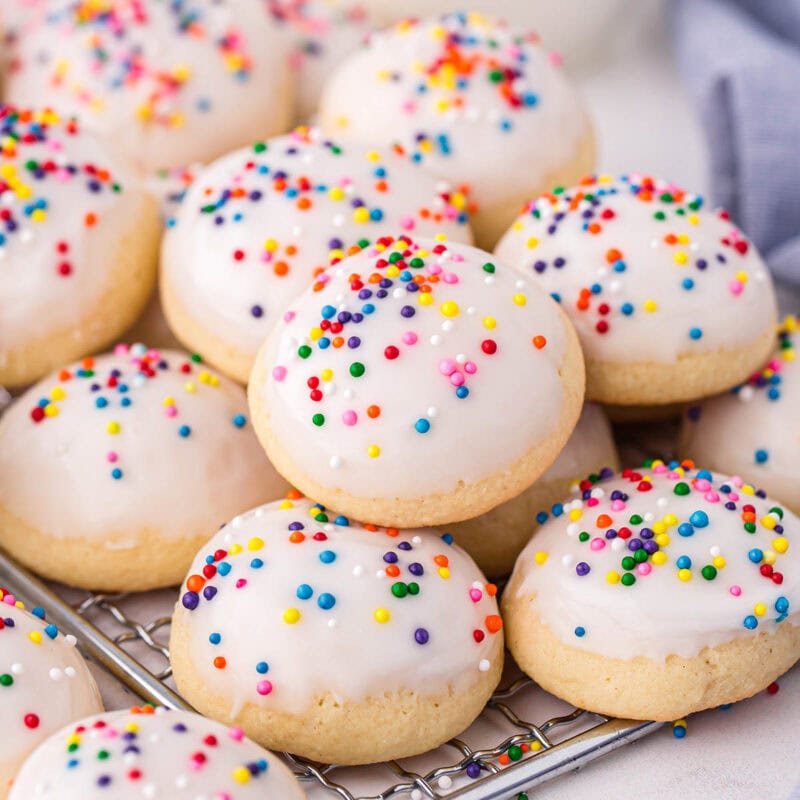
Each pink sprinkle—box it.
[590,538,605,551]
[705,491,720,503]
[256,680,273,696]
[469,588,483,602]
[439,358,457,376]
[107,451,118,463]
[113,344,128,355]
[464,361,477,374]
[235,579,247,589]
[729,585,742,597]
[449,372,465,387]
[549,51,563,67]
[729,280,744,296]
[399,215,415,231]
[443,273,459,284]
[402,331,418,345]
[452,253,465,262]
[228,726,244,741]
[728,492,740,501]
[3,595,15,606]
[610,499,625,512]
[342,410,358,426]
[637,563,652,576]
[272,366,287,382]
[695,479,711,491]
[165,407,177,418]
[587,497,599,507]
[428,264,443,276]
[283,310,296,323]
[401,99,416,114]
[731,476,744,487]
[654,464,668,474]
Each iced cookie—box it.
[503,461,800,721]
[0,344,288,592]
[0,595,103,799]
[161,126,474,383]
[0,106,159,389]
[681,317,800,514]
[9,706,305,799]
[495,174,778,405]
[442,403,619,576]
[6,0,292,173]
[318,12,594,247]
[267,0,373,123]
[170,494,504,764]
[248,235,585,528]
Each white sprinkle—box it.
[329,455,342,469]
[656,497,668,508]
[739,386,755,402]
[328,619,338,629]
[412,535,422,544]
[430,334,442,346]
[612,538,626,552]
[456,353,467,364]
[478,659,491,673]
[352,565,364,577]
[561,554,574,568]
[375,570,385,579]
[427,406,438,418]
[65,666,76,678]
[11,663,23,676]
[64,635,77,648]
[710,545,721,557]
[566,523,580,537]
[438,775,454,789]
[442,320,454,332]
[644,512,655,521]
[467,305,477,315]
[393,288,405,299]
[484,276,495,286]
[175,775,188,789]
[342,388,353,400]
[515,279,526,289]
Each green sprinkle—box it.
[298,345,312,359]
[674,482,690,496]
[312,413,325,427]
[349,362,365,377]
[621,573,636,586]
[701,565,718,581]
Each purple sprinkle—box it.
[181,592,199,610]
[383,552,398,564]
[408,563,423,576]
[203,586,217,601]
[576,562,591,576]
[415,628,429,644]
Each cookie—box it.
[267,0,373,123]
[318,12,594,248]
[6,0,293,173]
[441,403,619,577]
[248,234,585,528]
[681,317,800,514]
[0,594,103,799]
[0,106,159,389]
[502,461,800,721]
[161,126,474,383]
[9,706,305,799]
[0,344,288,592]
[494,174,778,406]
[170,493,504,764]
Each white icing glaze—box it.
[8,707,305,799]
[494,174,778,363]
[161,126,474,361]
[0,108,154,371]
[538,402,616,485]
[318,13,590,215]
[0,598,102,796]
[0,344,288,543]
[175,495,503,714]
[6,0,292,173]
[511,463,800,660]
[266,0,373,122]
[682,318,800,509]
[253,235,574,498]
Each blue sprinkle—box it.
[319,550,336,564]
[682,278,694,290]
[689,327,703,340]
[217,562,232,576]
[621,302,634,315]
[111,468,123,480]
[256,661,269,674]
[689,510,709,528]
[31,607,46,620]
[755,449,769,464]
[441,533,454,545]
[209,632,221,645]
[676,555,692,569]
[455,386,469,399]
[296,584,313,600]
[232,414,246,428]
[748,548,763,563]
[95,397,108,409]
[775,596,789,614]
[321,304,336,319]
[415,418,431,434]
[677,523,694,537]
[574,626,586,637]
[536,511,549,524]
[743,615,758,630]
[250,558,264,569]
[178,425,191,437]
[318,593,336,610]
[44,623,58,639]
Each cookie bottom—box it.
[248,305,585,529]
[502,589,800,721]
[585,323,777,406]
[170,617,504,765]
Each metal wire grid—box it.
[0,550,663,800]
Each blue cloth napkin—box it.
[672,0,800,287]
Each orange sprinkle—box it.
[364,524,378,532]
[289,531,305,543]
[485,583,498,596]
[485,615,503,633]
[81,357,95,369]
[367,405,381,418]
[386,565,400,578]
[58,369,72,382]
[605,248,622,263]
[434,555,449,568]
[186,574,205,593]
[332,337,344,348]
[532,336,547,349]
[596,514,613,528]
[213,657,226,669]
[287,489,303,500]
[297,197,312,210]
[386,528,399,538]
[85,212,97,227]
[273,261,289,277]
[587,222,601,234]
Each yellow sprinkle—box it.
[663,513,678,527]
[773,537,789,554]
[513,293,527,306]
[184,381,196,394]
[198,371,211,384]
[172,63,191,81]
[688,213,699,225]
[598,174,614,184]
[44,405,59,418]
[440,300,460,317]
[263,238,278,252]
[163,396,175,407]
[534,551,548,565]
[28,631,43,644]
[761,515,777,530]
[741,484,755,495]
[228,544,242,556]
[248,537,264,551]
[30,208,46,223]
[736,271,748,283]
[483,316,496,329]
[386,265,400,278]
[526,236,539,249]
[606,571,620,584]
[418,293,433,306]
[124,722,139,733]
[655,534,671,547]
[643,299,658,312]
[438,567,450,579]
[764,550,777,565]
[135,104,152,120]
[651,551,668,566]
[712,556,726,569]
[320,369,333,382]
[677,234,690,245]
[66,734,81,746]
[677,568,692,582]
[568,509,583,522]
[374,608,390,624]
[674,719,687,728]
[279,500,293,510]
[232,766,251,784]
[367,445,380,458]
[652,522,667,535]
[353,207,370,224]
[754,603,767,617]
[106,421,120,435]
[673,251,688,265]
[283,608,301,624]
[309,327,323,341]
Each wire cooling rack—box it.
[0,547,663,799]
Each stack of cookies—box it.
[0,4,797,795]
